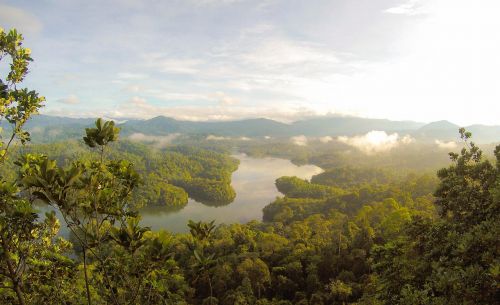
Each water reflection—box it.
[139,154,323,232]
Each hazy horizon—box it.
[1,0,499,125]
[28,112,500,127]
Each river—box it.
[38,154,323,234]
[140,154,323,232]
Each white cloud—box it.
[101,117,128,124]
[142,89,239,105]
[122,84,142,93]
[128,96,149,107]
[160,59,201,74]
[210,91,239,105]
[384,0,428,16]
[0,4,43,35]
[435,139,457,149]
[143,54,202,74]
[291,135,308,146]
[206,135,230,141]
[318,136,333,143]
[401,135,415,144]
[338,131,413,154]
[22,0,500,126]
[322,0,500,126]
[56,96,321,122]
[57,95,80,105]
[239,39,340,70]
[128,133,180,148]
[147,91,209,102]
[191,0,246,6]
[117,72,149,80]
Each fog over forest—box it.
[1,1,499,304]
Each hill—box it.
[16,114,500,143]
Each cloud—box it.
[291,135,308,146]
[147,91,209,102]
[57,95,80,105]
[401,135,415,144]
[318,136,333,143]
[0,4,43,35]
[128,96,148,107]
[384,0,428,16]
[206,135,230,141]
[122,84,143,93]
[338,131,413,154]
[20,0,500,126]
[146,90,239,105]
[239,39,340,70]
[209,91,239,105]
[49,96,320,122]
[435,139,457,149]
[101,117,128,124]
[160,59,201,74]
[143,54,201,74]
[190,0,246,6]
[117,72,149,80]
[128,132,180,148]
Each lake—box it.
[38,154,323,234]
[140,154,323,232]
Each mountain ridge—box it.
[9,114,500,143]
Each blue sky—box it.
[1,0,499,125]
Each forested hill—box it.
[2,26,498,305]
[3,141,240,208]
[15,114,500,143]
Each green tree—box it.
[187,220,220,304]
[0,28,72,305]
[370,130,500,305]
[237,258,271,298]
[327,279,352,305]
[18,119,149,305]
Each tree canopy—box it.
[1,28,498,305]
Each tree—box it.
[434,128,498,226]
[327,279,352,305]
[236,258,271,299]
[0,28,65,305]
[189,221,218,304]
[370,130,500,305]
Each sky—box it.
[0,0,499,125]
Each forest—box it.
[1,29,499,305]
[2,141,239,209]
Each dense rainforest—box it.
[2,141,239,208]
[1,28,499,305]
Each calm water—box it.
[37,154,323,234]
[140,154,323,232]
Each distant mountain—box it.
[289,116,425,136]
[121,115,426,137]
[121,116,290,137]
[9,114,500,144]
[413,120,461,141]
[419,120,459,131]
[0,115,96,143]
[466,125,500,143]
[24,115,96,128]
[413,121,500,143]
